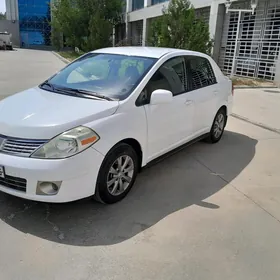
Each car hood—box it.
[0,87,119,139]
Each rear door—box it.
[185,56,219,133]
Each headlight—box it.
[31,126,99,159]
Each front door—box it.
[143,56,195,162]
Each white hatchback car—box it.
[0,47,233,204]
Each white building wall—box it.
[125,0,280,82]
[126,0,229,51]
[126,0,267,70]
[128,0,214,22]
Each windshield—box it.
[46,53,156,100]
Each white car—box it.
[0,31,13,50]
[0,47,233,204]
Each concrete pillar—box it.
[5,0,11,20]
[209,1,225,62]
[15,0,18,21]
[209,1,219,41]
[274,54,280,85]
[213,4,226,63]
[112,26,116,47]
[126,21,132,41]
[5,0,19,21]
[142,18,148,46]
[144,0,152,8]
[126,0,132,40]
[126,0,132,13]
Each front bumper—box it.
[0,147,104,202]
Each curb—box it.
[234,86,278,89]
[231,113,280,135]
[52,51,70,64]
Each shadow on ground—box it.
[0,131,257,246]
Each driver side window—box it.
[137,56,186,105]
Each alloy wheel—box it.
[106,155,135,196]
[213,113,225,139]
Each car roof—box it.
[91,47,199,59]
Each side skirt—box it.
[142,133,209,170]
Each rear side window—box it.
[186,56,217,90]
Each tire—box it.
[205,108,227,144]
[94,143,139,204]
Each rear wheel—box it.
[94,143,139,204]
[206,108,227,143]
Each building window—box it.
[151,0,168,5]
[18,0,51,47]
[132,0,144,11]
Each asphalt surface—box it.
[0,49,280,280]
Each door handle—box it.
[185,100,193,106]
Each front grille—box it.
[0,137,46,157]
[0,175,27,192]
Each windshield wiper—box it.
[40,83,84,99]
[40,81,55,91]
[53,87,86,98]
[74,89,117,101]
[40,83,117,101]
[55,87,117,101]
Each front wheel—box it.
[94,143,139,204]
[206,108,227,143]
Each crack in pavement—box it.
[45,204,65,241]
[6,203,37,221]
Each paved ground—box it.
[0,49,280,280]
[0,48,65,97]
[233,88,280,132]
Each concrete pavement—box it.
[0,48,65,97]
[0,49,280,279]
[1,117,280,280]
[233,88,280,133]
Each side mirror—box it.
[150,89,173,105]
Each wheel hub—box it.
[213,113,225,138]
[107,155,134,196]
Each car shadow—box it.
[0,130,257,246]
